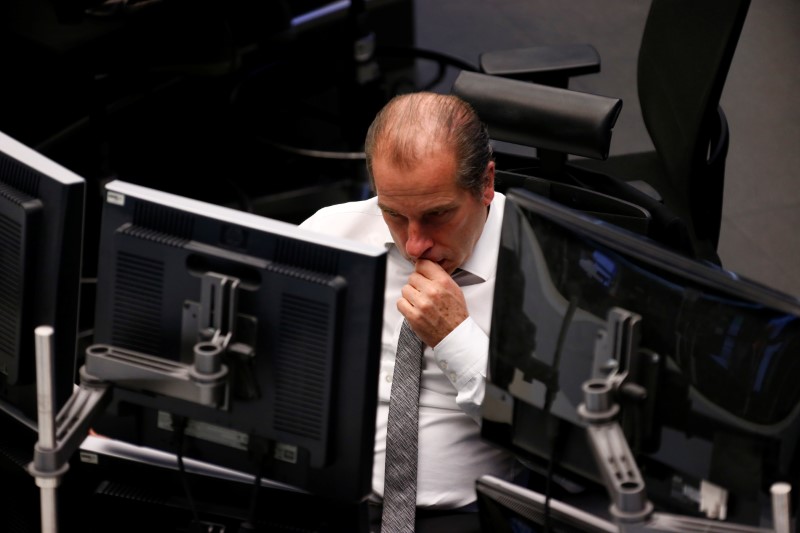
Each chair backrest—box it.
[637,0,750,197]
[452,70,623,180]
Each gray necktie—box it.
[381,319,424,532]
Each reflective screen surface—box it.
[484,188,800,524]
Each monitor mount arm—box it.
[83,271,240,408]
[27,271,246,533]
[579,308,793,533]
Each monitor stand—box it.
[28,325,370,533]
[577,312,793,533]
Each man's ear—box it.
[483,161,496,206]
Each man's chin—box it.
[439,261,458,275]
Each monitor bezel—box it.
[0,130,85,430]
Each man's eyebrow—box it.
[377,201,459,216]
[422,203,458,215]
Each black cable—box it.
[237,437,272,532]
[543,442,556,533]
[172,415,200,523]
[542,295,579,531]
[544,295,578,412]
[238,455,266,532]
[418,61,448,92]
[376,44,479,74]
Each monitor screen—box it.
[0,129,85,430]
[85,180,386,507]
[483,187,800,526]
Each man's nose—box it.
[405,222,433,260]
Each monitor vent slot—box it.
[265,262,340,286]
[111,251,165,355]
[0,213,22,362]
[132,200,194,240]
[120,224,190,248]
[273,294,333,440]
[274,238,339,276]
[0,154,40,197]
[0,180,36,206]
[95,479,171,506]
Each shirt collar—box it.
[459,192,505,282]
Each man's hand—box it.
[398,259,469,348]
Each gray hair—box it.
[364,92,493,198]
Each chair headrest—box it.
[452,71,622,160]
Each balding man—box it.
[301,92,519,532]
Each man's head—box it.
[364,92,495,274]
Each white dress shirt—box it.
[300,192,518,509]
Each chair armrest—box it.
[452,71,622,160]
[495,170,652,236]
[479,44,600,87]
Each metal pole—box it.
[771,482,792,533]
[34,325,59,533]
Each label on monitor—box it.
[156,412,300,465]
[106,190,125,206]
[274,443,298,464]
[157,411,249,450]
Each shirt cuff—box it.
[432,316,489,390]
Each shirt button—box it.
[449,372,457,381]
[439,360,448,370]
[385,374,392,383]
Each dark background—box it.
[0,1,798,530]
[1,0,798,297]
[410,0,800,300]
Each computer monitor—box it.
[0,130,85,430]
[79,180,385,511]
[483,188,800,527]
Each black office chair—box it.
[453,70,711,257]
[477,0,751,264]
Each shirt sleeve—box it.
[432,316,488,424]
[298,211,325,231]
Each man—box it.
[300,92,518,531]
